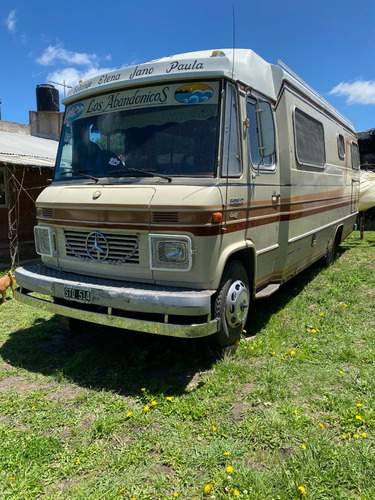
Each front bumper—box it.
[15,265,219,338]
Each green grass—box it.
[0,230,374,499]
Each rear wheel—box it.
[214,261,250,347]
[324,231,341,267]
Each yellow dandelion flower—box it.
[204,484,212,494]
[119,487,126,493]
[144,405,150,411]
[166,396,174,401]
[242,329,247,334]
[223,451,230,456]
[342,434,347,439]
[340,370,344,374]
[8,477,15,481]
[75,458,80,465]
[326,283,330,287]
[250,346,254,350]
[126,412,133,418]
[141,387,146,392]
[319,313,324,317]
[354,434,359,439]
[234,490,240,496]
[151,400,157,406]
[173,493,179,498]
[313,338,317,341]
[212,425,217,432]
[301,444,306,450]
[356,403,363,407]
[226,466,234,473]
[311,328,317,333]
[356,415,362,420]
[362,432,367,438]
[31,406,35,411]
[271,351,275,355]
[298,485,306,495]
[318,423,324,430]
[293,410,298,414]
[291,351,296,356]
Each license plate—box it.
[63,285,91,304]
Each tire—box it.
[214,261,250,347]
[324,232,341,267]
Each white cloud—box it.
[5,10,17,33]
[330,80,375,105]
[47,66,117,95]
[36,44,99,67]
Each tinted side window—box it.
[246,100,275,171]
[221,84,241,177]
[337,134,345,159]
[294,108,325,168]
[351,142,360,170]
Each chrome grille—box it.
[64,230,140,265]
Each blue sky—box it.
[1,0,375,132]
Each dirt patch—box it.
[232,401,249,421]
[155,464,175,477]
[240,382,256,394]
[46,384,87,403]
[0,375,26,392]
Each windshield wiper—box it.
[60,171,99,183]
[108,168,172,183]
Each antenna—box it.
[231,3,236,80]
[49,79,73,98]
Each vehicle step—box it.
[255,284,280,299]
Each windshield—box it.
[54,81,221,182]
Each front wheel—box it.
[214,261,250,347]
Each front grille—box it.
[151,212,179,224]
[64,230,140,265]
[41,207,53,218]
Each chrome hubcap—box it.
[225,280,249,328]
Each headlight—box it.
[149,235,192,271]
[34,226,55,257]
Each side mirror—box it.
[256,101,275,158]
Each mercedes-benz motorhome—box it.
[15,49,360,346]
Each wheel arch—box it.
[220,242,257,299]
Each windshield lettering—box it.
[129,66,154,80]
[55,81,221,182]
[166,60,204,74]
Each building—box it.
[0,87,62,265]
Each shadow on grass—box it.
[0,250,346,397]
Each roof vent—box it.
[210,50,225,57]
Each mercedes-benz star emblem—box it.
[85,232,109,261]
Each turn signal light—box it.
[212,212,223,223]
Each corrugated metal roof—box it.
[0,130,58,167]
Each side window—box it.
[0,168,7,207]
[246,99,275,171]
[351,142,360,170]
[337,133,345,160]
[221,83,241,177]
[294,108,325,168]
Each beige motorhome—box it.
[15,49,360,346]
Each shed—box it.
[0,122,58,265]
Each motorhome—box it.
[15,49,360,346]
